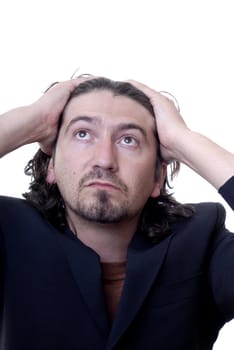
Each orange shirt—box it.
[101,262,126,323]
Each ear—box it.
[150,162,167,198]
[46,158,56,184]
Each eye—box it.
[75,130,91,140]
[120,136,138,147]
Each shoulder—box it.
[172,201,228,246]
[0,195,26,206]
[167,202,230,271]
[0,195,34,214]
[0,195,46,229]
[191,201,226,226]
[0,195,62,249]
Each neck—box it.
[66,212,139,262]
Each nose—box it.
[92,137,118,172]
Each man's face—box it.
[47,90,163,224]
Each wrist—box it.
[0,104,45,157]
[169,130,234,189]
[165,127,193,163]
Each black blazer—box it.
[0,177,234,350]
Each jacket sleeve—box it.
[209,176,234,321]
[218,175,234,209]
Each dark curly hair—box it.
[23,77,194,243]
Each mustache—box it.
[79,168,128,193]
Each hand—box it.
[127,80,190,162]
[31,77,89,154]
[128,80,234,189]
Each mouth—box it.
[85,181,120,191]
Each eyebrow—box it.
[64,115,152,140]
[117,123,147,139]
[65,116,98,134]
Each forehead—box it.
[62,90,155,129]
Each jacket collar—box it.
[56,227,173,347]
[56,228,110,338]
[107,230,173,349]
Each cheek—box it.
[54,151,76,176]
[55,166,74,185]
[128,167,157,199]
[55,169,79,201]
[55,156,81,183]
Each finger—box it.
[125,79,164,102]
[126,79,180,111]
[158,91,180,112]
[43,82,60,93]
[43,75,97,94]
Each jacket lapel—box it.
[107,232,173,349]
[56,229,109,338]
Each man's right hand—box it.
[0,78,87,157]
[29,78,90,154]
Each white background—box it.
[0,0,234,348]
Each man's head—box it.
[46,78,166,224]
[24,77,192,242]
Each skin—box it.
[128,80,234,189]
[1,78,234,259]
[47,90,166,261]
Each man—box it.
[0,76,234,350]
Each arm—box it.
[0,78,85,157]
[130,80,234,190]
[170,130,234,190]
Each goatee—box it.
[70,189,129,224]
